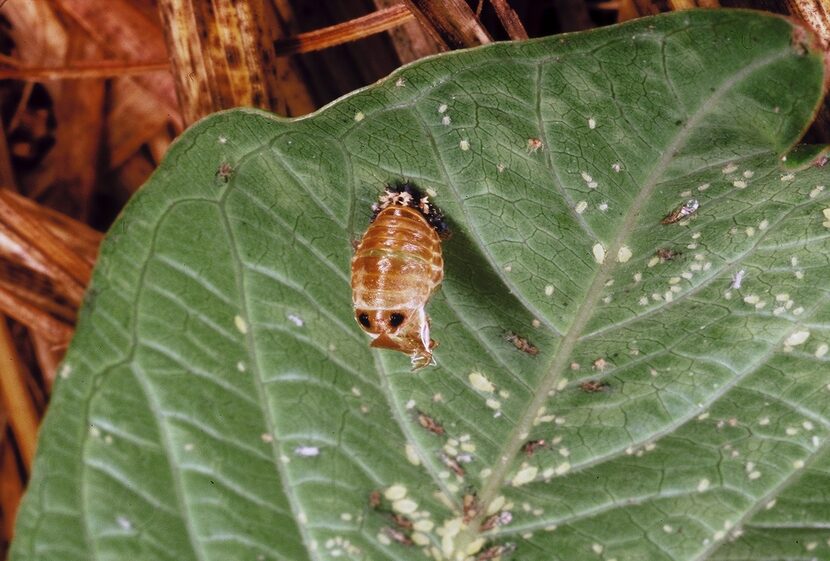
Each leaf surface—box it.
[12,10,830,561]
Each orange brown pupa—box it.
[351,182,449,370]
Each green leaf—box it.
[12,9,830,561]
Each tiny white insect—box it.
[730,269,746,290]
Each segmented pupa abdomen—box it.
[351,206,443,310]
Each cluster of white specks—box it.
[722,162,738,174]
[742,294,767,310]
[459,139,470,151]
[612,162,622,173]
[581,171,598,189]
[592,243,606,264]
[809,185,825,198]
[218,135,228,144]
[287,313,304,327]
[294,445,320,457]
[395,77,405,87]
[746,461,761,480]
[497,163,506,173]
[442,115,452,126]
[733,179,747,189]
[325,535,361,557]
[533,406,556,425]
[234,315,248,334]
[469,371,495,393]
[780,173,795,182]
[544,284,555,296]
[786,426,799,436]
[588,117,596,129]
[438,104,448,114]
[575,200,588,214]
[698,183,710,191]
[354,111,365,122]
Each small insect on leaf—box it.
[462,492,479,522]
[440,452,466,477]
[656,248,681,262]
[481,511,513,532]
[351,182,447,370]
[579,380,609,393]
[521,439,546,457]
[215,162,233,183]
[381,526,414,547]
[504,331,539,356]
[661,198,699,224]
[369,490,382,509]
[477,543,517,560]
[416,410,445,436]
[730,269,747,289]
[389,513,414,531]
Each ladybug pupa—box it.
[350,182,449,370]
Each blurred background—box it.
[0,0,827,557]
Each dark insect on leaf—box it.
[504,331,539,356]
[521,439,546,457]
[579,380,609,393]
[381,526,413,546]
[661,198,699,224]
[416,410,445,435]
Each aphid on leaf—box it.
[439,452,466,477]
[215,162,233,183]
[462,492,479,522]
[381,526,413,547]
[416,409,445,436]
[579,380,609,393]
[661,199,699,224]
[521,439,546,457]
[477,543,517,560]
[369,490,382,509]
[526,138,543,154]
[352,182,449,370]
[389,513,414,531]
[656,248,680,262]
[504,331,539,356]
[481,511,513,532]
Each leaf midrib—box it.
[465,46,795,538]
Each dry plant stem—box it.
[668,0,697,9]
[0,288,73,346]
[0,60,171,80]
[32,335,62,391]
[0,192,91,298]
[56,0,182,129]
[0,317,39,470]
[490,0,529,40]
[158,0,315,124]
[788,0,830,48]
[373,0,445,61]
[402,0,492,49]
[552,0,594,31]
[1,191,101,266]
[274,4,415,55]
[1,436,23,540]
